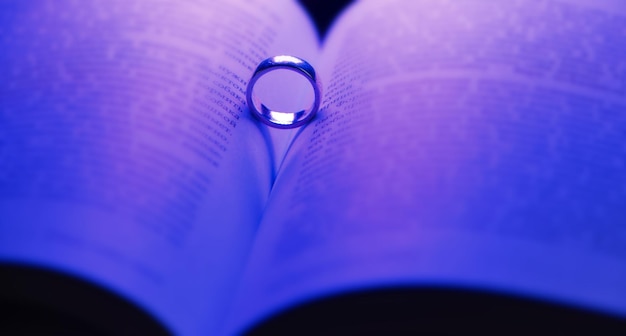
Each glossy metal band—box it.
[246,55,321,129]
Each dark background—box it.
[299,0,354,38]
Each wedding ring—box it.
[247,55,321,129]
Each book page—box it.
[0,0,318,334]
[230,0,626,331]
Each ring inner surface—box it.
[252,67,315,125]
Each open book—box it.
[1,0,626,334]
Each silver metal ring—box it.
[247,55,321,129]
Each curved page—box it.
[231,0,626,331]
[0,0,318,334]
